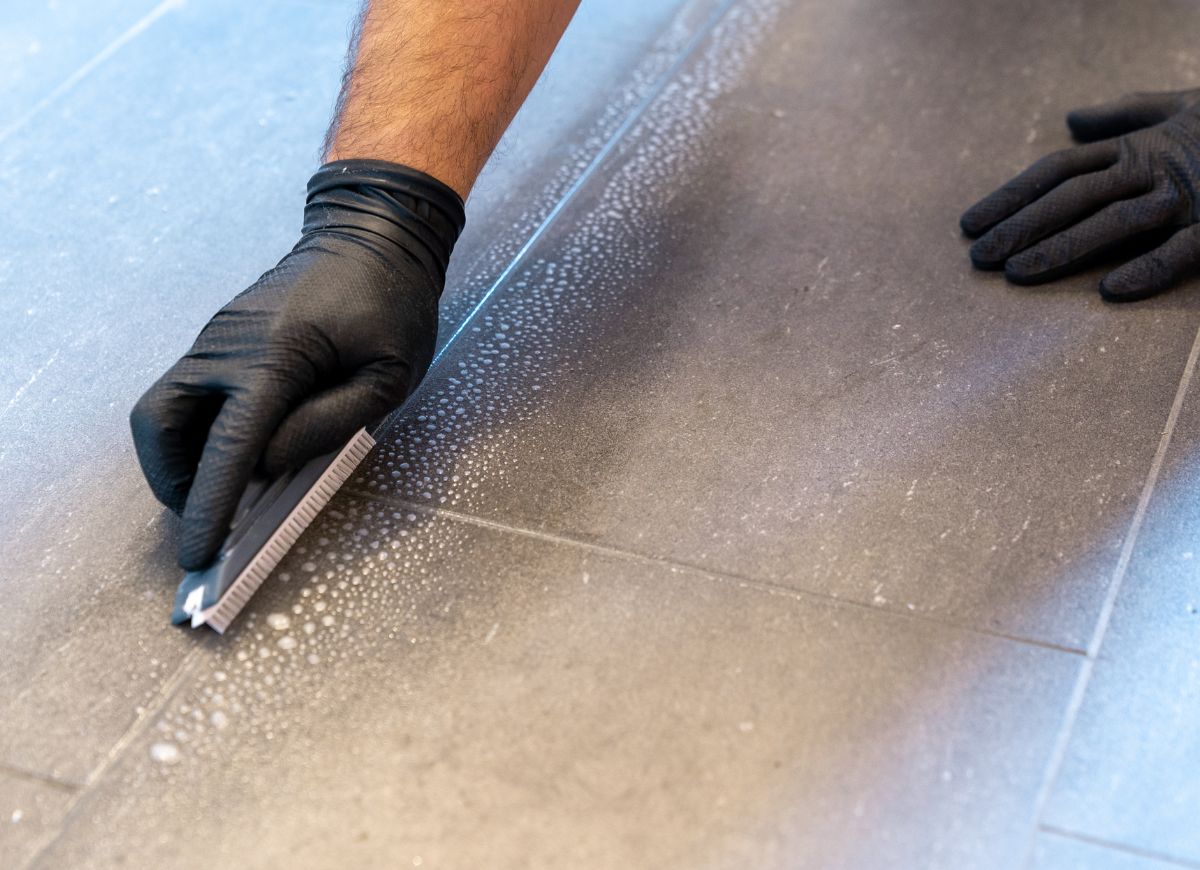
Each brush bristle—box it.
[202,429,376,633]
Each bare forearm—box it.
[324,0,581,197]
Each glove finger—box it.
[1067,91,1189,142]
[968,165,1147,270]
[129,371,225,514]
[1100,223,1200,302]
[961,140,1120,238]
[178,386,298,570]
[1003,188,1182,285]
[261,361,412,477]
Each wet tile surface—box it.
[0,0,712,784]
[436,0,722,345]
[360,0,1200,650]
[0,772,74,869]
[4,0,1200,866]
[0,0,354,785]
[1030,832,1191,870]
[0,480,193,785]
[1041,369,1200,864]
[35,498,1078,870]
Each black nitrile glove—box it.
[962,89,1200,301]
[131,159,465,570]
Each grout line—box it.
[23,646,204,870]
[1039,824,1200,869]
[1085,326,1200,660]
[15,4,731,864]
[426,0,742,369]
[1,350,59,421]
[79,647,204,790]
[347,487,1088,657]
[15,0,723,856]
[1021,321,1200,870]
[0,764,78,794]
[0,0,184,146]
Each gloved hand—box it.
[130,159,465,570]
[961,88,1200,301]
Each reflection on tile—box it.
[4,0,1197,864]
[0,464,194,784]
[1031,831,1189,870]
[1042,372,1200,864]
[0,0,353,785]
[0,0,168,136]
[0,771,74,869]
[571,0,704,45]
[359,0,1200,649]
[438,0,723,346]
[36,498,1077,869]
[0,0,704,784]
[0,0,356,526]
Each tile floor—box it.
[2,0,1199,867]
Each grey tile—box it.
[34,497,1077,870]
[0,0,703,519]
[0,474,195,785]
[438,0,722,346]
[1031,831,1196,870]
[0,0,712,499]
[571,0,702,45]
[0,0,703,783]
[0,0,354,785]
[0,0,705,536]
[0,0,167,137]
[1041,362,1200,863]
[358,0,1200,649]
[0,771,75,870]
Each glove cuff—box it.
[304,159,467,290]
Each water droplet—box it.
[150,742,180,764]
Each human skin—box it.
[324,0,583,198]
[129,1,584,570]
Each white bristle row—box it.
[206,429,376,633]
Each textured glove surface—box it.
[131,160,465,570]
[961,89,1200,300]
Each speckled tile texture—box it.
[34,498,1079,870]
[359,0,1200,652]
[1040,366,1200,864]
[4,0,1200,868]
[0,773,75,869]
[0,0,702,785]
[0,0,167,137]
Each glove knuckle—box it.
[129,387,169,434]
